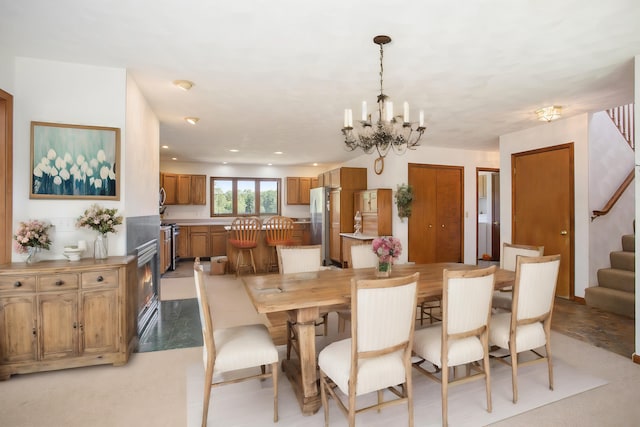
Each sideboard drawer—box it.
[38,274,79,292]
[81,270,118,289]
[0,275,36,293]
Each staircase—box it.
[585,233,635,318]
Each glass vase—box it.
[376,261,391,278]
[94,233,108,260]
[25,247,41,264]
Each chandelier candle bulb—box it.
[348,109,353,127]
[404,102,409,123]
[386,101,393,122]
[419,110,424,127]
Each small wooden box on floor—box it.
[0,257,137,380]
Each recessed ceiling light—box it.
[274,151,283,155]
[229,149,239,153]
[267,163,273,166]
[185,117,199,125]
[171,157,177,161]
[161,145,169,149]
[313,163,318,166]
[173,80,194,91]
[223,161,228,164]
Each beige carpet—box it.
[4,272,639,426]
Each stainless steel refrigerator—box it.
[309,187,330,266]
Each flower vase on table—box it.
[376,260,391,278]
[25,247,41,264]
[94,233,108,260]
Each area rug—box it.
[185,344,607,427]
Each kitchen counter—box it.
[340,232,377,241]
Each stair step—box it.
[585,286,635,318]
[622,234,635,252]
[597,268,635,293]
[610,251,635,271]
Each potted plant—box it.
[394,183,414,221]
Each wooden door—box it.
[81,289,118,354]
[177,175,191,204]
[0,295,37,363]
[0,89,13,264]
[408,164,463,263]
[329,190,341,262]
[491,172,501,261]
[38,293,78,360]
[512,143,574,298]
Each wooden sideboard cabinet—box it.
[0,257,137,380]
[354,188,392,236]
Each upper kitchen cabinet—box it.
[160,172,206,205]
[286,177,314,205]
[320,167,367,190]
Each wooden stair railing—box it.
[606,104,634,150]
[591,169,635,221]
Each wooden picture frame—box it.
[30,121,120,200]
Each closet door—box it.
[408,164,463,263]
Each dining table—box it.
[242,262,515,415]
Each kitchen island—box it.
[170,218,310,273]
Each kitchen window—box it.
[210,177,281,217]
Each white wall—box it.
[499,114,590,297]
[12,58,127,260]
[125,74,160,217]
[159,161,329,221]
[588,111,635,285]
[342,146,500,265]
[0,50,15,92]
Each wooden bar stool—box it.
[264,216,294,272]
[229,217,261,276]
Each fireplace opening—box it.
[137,239,159,337]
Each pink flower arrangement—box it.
[76,204,123,234]
[13,220,52,254]
[372,236,402,264]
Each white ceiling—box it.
[2,0,639,167]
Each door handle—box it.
[492,222,499,225]
[560,230,568,235]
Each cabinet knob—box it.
[96,275,104,282]
[55,280,64,286]
[428,224,433,229]
[13,281,22,287]
[441,224,446,228]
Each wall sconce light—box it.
[173,80,194,91]
[536,105,562,122]
[185,117,199,125]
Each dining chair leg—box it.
[482,336,492,413]
[545,327,554,391]
[271,361,279,422]
[441,361,449,426]
[202,365,214,427]
[510,347,518,403]
[320,371,330,427]
[249,248,257,274]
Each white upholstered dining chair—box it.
[336,243,379,334]
[193,259,279,426]
[492,242,544,311]
[412,265,496,426]
[319,272,419,427]
[489,254,561,403]
[276,244,330,359]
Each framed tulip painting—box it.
[30,121,120,200]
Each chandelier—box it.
[342,35,426,173]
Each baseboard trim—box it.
[572,296,586,304]
[633,353,640,365]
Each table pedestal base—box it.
[282,359,321,415]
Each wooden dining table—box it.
[242,262,515,415]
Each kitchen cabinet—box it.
[161,173,178,205]
[341,235,375,269]
[320,167,367,190]
[210,225,227,257]
[160,172,206,205]
[354,189,392,237]
[177,225,228,259]
[160,226,172,273]
[291,223,311,246]
[286,177,313,205]
[0,257,136,380]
